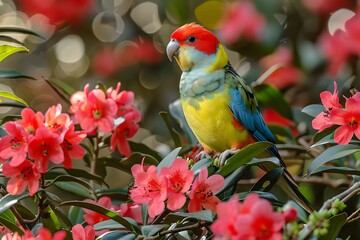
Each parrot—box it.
[166,23,312,212]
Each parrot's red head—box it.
[167,23,228,72]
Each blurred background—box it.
[0,0,360,236]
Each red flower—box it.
[0,122,28,166]
[262,108,299,135]
[283,207,298,222]
[330,93,360,144]
[28,127,64,173]
[61,123,86,168]
[110,110,141,156]
[44,104,71,135]
[71,224,95,240]
[211,194,285,240]
[19,0,94,25]
[259,47,302,90]
[120,203,154,224]
[17,108,44,135]
[1,230,35,240]
[188,168,224,213]
[36,228,66,240]
[83,197,119,225]
[160,158,194,211]
[72,89,117,134]
[218,0,266,44]
[92,47,118,77]
[312,82,342,132]
[2,160,41,196]
[130,163,167,218]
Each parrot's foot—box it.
[194,151,211,161]
[219,149,240,166]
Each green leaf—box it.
[95,188,128,201]
[218,142,274,177]
[165,210,213,223]
[0,192,29,214]
[253,84,292,118]
[68,206,85,225]
[63,168,109,188]
[141,224,168,237]
[0,209,16,224]
[97,231,135,240]
[191,157,213,175]
[129,141,162,161]
[310,166,360,176]
[313,126,337,143]
[0,91,28,107]
[60,200,140,234]
[301,104,324,117]
[44,78,75,105]
[156,147,182,172]
[93,219,134,231]
[159,111,182,147]
[141,204,148,226]
[41,205,62,233]
[0,70,35,80]
[0,216,24,235]
[0,27,46,39]
[250,167,284,192]
[0,45,29,62]
[238,191,283,207]
[169,99,197,145]
[13,204,36,221]
[50,175,97,200]
[318,213,347,240]
[218,165,250,197]
[308,144,360,176]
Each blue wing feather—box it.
[226,65,281,159]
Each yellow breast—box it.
[181,90,251,152]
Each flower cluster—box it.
[129,158,224,218]
[0,224,94,240]
[70,83,141,156]
[211,194,289,240]
[218,0,265,44]
[0,105,86,196]
[319,10,360,75]
[312,82,360,144]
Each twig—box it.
[347,207,360,223]
[237,176,352,188]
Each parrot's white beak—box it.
[166,39,180,62]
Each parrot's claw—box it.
[219,149,240,166]
[194,151,211,161]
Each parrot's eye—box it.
[187,36,196,43]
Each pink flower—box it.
[110,110,141,156]
[71,224,95,240]
[36,228,66,240]
[61,123,86,168]
[17,108,44,135]
[160,158,194,211]
[344,13,360,56]
[330,93,360,144]
[19,0,94,25]
[188,168,224,213]
[72,89,117,134]
[259,47,302,90]
[218,0,265,44]
[0,122,28,166]
[130,163,167,218]
[1,230,35,240]
[92,47,118,77]
[312,82,342,132]
[44,104,71,135]
[2,160,41,196]
[28,127,64,173]
[83,197,119,225]
[70,84,90,114]
[302,0,351,15]
[211,194,285,240]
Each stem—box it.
[347,207,360,223]
[90,136,101,187]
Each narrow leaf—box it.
[0,27,46,39]
[0,45,28,62]
[308,144,360,176]
[60,200,140,233]
[129,141,162,161]
[0,70,35,80]
[141,224,168,237]
[218,142,274,177]
[159,111,182,147]
[318,213,347,240]
[165,210,213,223]
[0,216,24,235]
[156,147,182,172]
[250,167,284,192]
[0,192,29,214]
[0,91,28,106]
[64,168,109,188]
[50,175,97,200]
[311,166,360,176]
[68,206,84,225]
[301,104,324,117]
[97,230,135,240]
